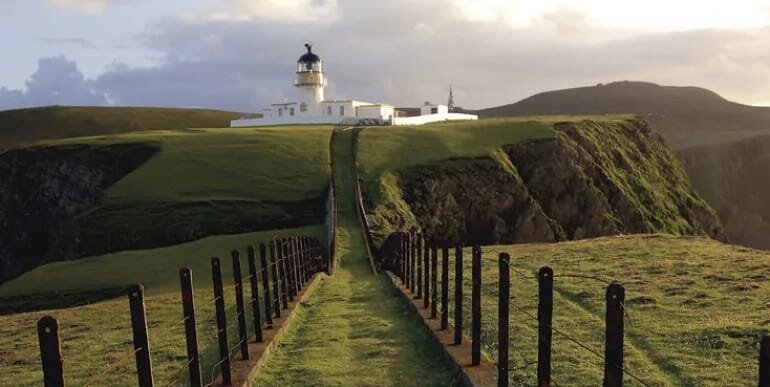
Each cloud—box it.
[184,0,339,23]
[47,0,130,15]
[5,0,770,111]
[0,56,107,110]
[40,37,97,49]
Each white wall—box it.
[231,115,349,127]
[357,105,395,120]
[420,104,448,116]
[392,112,478,126]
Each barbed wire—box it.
[82,347,141,387]
[163,357,196,387]
[505,297,650,386]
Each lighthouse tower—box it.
[294,43,326,114]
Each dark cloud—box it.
[0,56,107,110]
[3,1,770,111]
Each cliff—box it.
[0,143,160,283]
[362,119,724,251]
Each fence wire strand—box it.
[82,347,141,387]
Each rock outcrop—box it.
[365,119,724,254]
[0,143,160,283]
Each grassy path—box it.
[254,129,459,386]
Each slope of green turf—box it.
[19,126,334,263]
[0,225,324,298]
[0,225,322,386]
[44,125,333,203]
[0,105,243,148]
[255,129,458,386]
[439,235,770,385]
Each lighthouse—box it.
[294,43,326,114]
[230,43,478,127]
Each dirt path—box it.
[254,129,458,386]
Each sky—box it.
[1,0,770,111]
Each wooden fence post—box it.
[402,232,408,283]
[396,232,406,283]
[285,238,296,301]
[211,258,231,385]
[231,250,249,360]
[179,268,202,387]
[409,231,416,291]
[424,239,431,309]
[454,245,463,345]
[128,284,154,387]
[441,244,449,330]
[247,246,263,343]
[415,234,422,296]
[260,242,273,326]
[293,237,302,290]
[431,244,438,318]
[603,283,625,387]
[300,236,308,285]
[760,336,770,387]
[472,245,482,366]
[294,238,302,293]
[278,238,289,310]
[537,267,553,387]
[498,253,510,387]
[269,241,281,318]
[37,316,65,387]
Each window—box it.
[339,105,345,116]
[430,107,438,114]
[300,102,307,112]
[327,106,332,115]
[278,108,283,117]
[289,107,295,116]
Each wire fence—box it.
[34,234,328,387]
[388,231,770,387]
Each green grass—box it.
[355,117,636,246]
[0,225,322,386]
[44,126,333,203]
[436,235,770,386]
[0,225,324,298]
[255,129,459,386]
[0,105,243,149]
[357,118,562,183]
[19,126,334,264]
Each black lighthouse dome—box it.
[298,44,320,64]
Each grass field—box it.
[256,129,458,386]
[17,125,335,266]
[437,235,770,386]
[0,225,323,386]
[0,105,243,149]
[44,125,333,203]
[0,124,336,385]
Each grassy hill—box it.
[463,235,769,385]
[476,81,770,250]
[0,123,333,385]
[0,105,244,149]
[357,117,721,249]
[0,225,322,386]
[477,81,770,150]
[0,125,333,283]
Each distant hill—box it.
[478,81,770,149]
[478,81,770,250]
[0,105,244,148]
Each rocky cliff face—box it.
[679,135,770,249]
[366,119,724,253]
[0,143,160,283]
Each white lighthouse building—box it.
[230,44,478,127]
